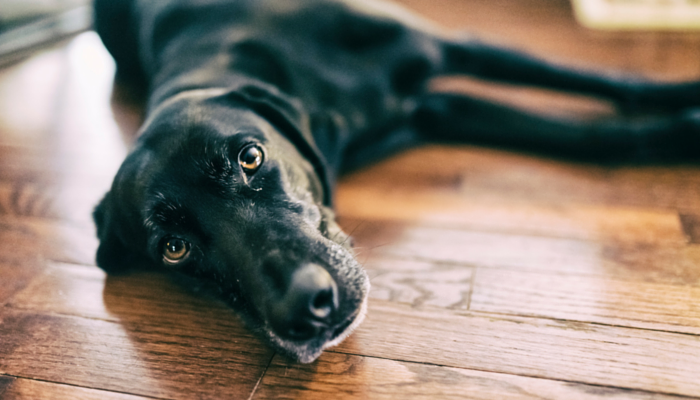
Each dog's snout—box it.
[268,263,339,340]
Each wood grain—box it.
[332,300,700,397]
[606,168,700,213]
[338,145,700,219]
[253,352,699,400]
[0,309,272,399]
[0,178,110,225]
[337,184,687,245]
[2,263,274,399]
[341,218,700,285]
[0,217,93,305]
[339,145,612,204]
[0,144,122,184]
[0,378,150,400]
[471,268,700,334]
[0,258,43,306]
[7,262,259,337]
[363,256,474,309]
[0,217,97,267]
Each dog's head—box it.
[94,85,369,363]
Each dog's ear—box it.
[93,192,138,274]
[221,84,335,205]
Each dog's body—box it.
[93,0,700,363]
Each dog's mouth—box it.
[331,314,357,339]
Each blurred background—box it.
[2,0,700,65]
[0,0,90,65]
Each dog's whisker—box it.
[339,219,366,247]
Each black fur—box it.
[93,0,700,363]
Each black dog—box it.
[92,0,700,363]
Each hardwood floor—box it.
[1,0,699,399]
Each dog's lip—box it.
[272,309,359,343]
[277,319,328,342]
[321,295,368,351]
[330,316,355,340]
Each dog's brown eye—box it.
[239,144,264,172]
[162,238,190,264]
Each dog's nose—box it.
[269,263,338,340]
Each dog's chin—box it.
[266,285,370,364]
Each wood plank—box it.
[341,218,700,286]
[0,308,272,399]
[0,144,123,184]
[0,178,108,225]
[361,252,700,325]
[6,262,126,320]
[4,263,276,398]
[0,216,96,304]
[1,378,150,400]
[7,262,258,333]
[607,168,700,213]
[339,145,612,201]
[363,256,474,309]
[471,268,700,334]
[338,145,700,217]
[0,217,97,267]
[253,352,698,400]
[0,257,43,306]
[336,186,687,245]
[332,301,700,397]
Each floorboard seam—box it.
[337,214,687,244]
[0,374,165,399]
[2,306,132,326]
[247,352,276,400]
[1,307,282,358]
[324,350,700,399]
[399,253,700,288]
[463,309,700,337]
[358,302,700,338]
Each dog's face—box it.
[94,90,369,363]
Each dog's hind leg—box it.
[414,92,700,162]
[438,39,700,113]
